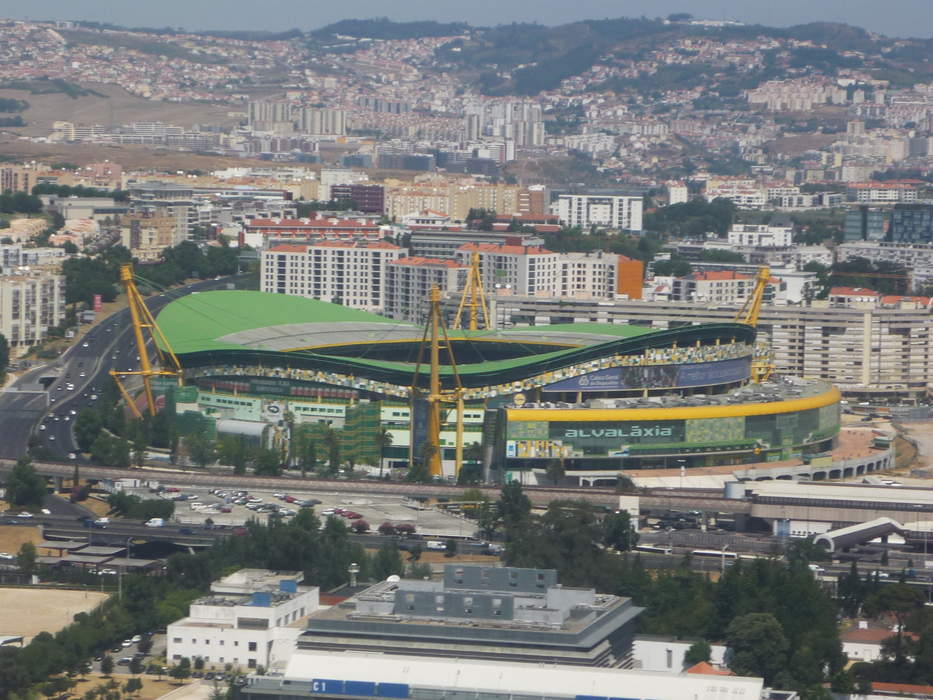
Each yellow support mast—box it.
[110,263,183,418]
[453,251,490,331]
[410,286,463,479]
[734,266,774,383]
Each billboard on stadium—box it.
[541,356,751,393]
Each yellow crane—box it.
[453,251,490,331]
[410,286,465,478]
[734,266,774,383]
[110,263,183,418]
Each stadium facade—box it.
[157,290,841,482]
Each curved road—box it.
[0,275,245,461]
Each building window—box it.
[173,638,182,644]
[248,659,257,669]
[248,642,257,652]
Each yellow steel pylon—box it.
[110,263,183,418]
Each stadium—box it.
[156,290,841,483]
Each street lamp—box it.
[348,562,360,587]
[721,544,730,574]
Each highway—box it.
[0,275,245,462]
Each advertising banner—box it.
[541,356,751,392]
[93,294,102,312]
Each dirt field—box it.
[0,84,237,136]
[0,587,108,643]
[0,524,42,558]
[69,673,193,700]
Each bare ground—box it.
[0,587,108,642]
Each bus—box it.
[691,549,738,560]
[635,544,673,555]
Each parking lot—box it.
[163,487,480,538]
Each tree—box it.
[545,459,565,486]
[16,542,36,576]
[864,584,925,662]
[602,511,638,552]
[684,640,711,666]
[170,657,191,682]
[5,455,46,508]
[726,613,788,685]
[497,482,531,532]
[100,654,114,677]
[378,522,397,536]
[324,427,341,476]
[193,656,205,671]
[0,332,8,383]
[444,538,458,558]
[124,678,143,697]
[136,636,152,656]
[184,432,216,468]
[375,428,393,478]
[350,519,369,533]
[128,657,143,676]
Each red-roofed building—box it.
[829,286,881,308]
[455,244,638,300]
[242,216,388,247]
[385,256,469,322]
[872,681,933,698]
[672,270,778,305]
[260,240,404,312]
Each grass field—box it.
[0,587,108,643]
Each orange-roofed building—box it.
[829,286,881,308]
[685,661,734,676]
[671,270,777,305]
[260,239,404,312]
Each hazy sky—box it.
[1,0,932,38]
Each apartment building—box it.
[384,257,468,322]
[455,243,561,296]
[727,223,793,248]
[482,295,933,401]
[555,193,644,231]
[0,245,65,272]
[846,182,919,204]
[0,270,66,350]
[260,240,404,312]
[670,270,777,305]
[329,184,385,214]
[167,569,319,672]
[127,181,195,244]
[890,203,933,244]
[119,212,176,261]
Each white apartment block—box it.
[727,223,793,248]
[704,182,766,209]
[0,245,66,272]
[485,295,933,400]
[261,240,404,312]
[670,270,767,305]
[556,194,643,232]
[665,183,688,205]
[0,270,66,350]
[559,251,620,299]
[453,244,623,300]
[384,256,468,323]
[167,569,319,673]
[847,183,918,204]
[456,243,561,297]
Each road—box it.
[1,275,243,462]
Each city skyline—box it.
[1,0,932,38]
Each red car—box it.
[284,495,296,503]
[344,512,362,520]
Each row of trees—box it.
[0,503,430,697]
[63,239,240,306]
[491,484,843,697]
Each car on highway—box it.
[0,552,13,560]
[16,512,33,518]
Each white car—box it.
[39,424,46,431]
[16,512,34,518]
[0,552,14,560]
[82,342,89,348]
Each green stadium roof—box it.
[156,291,756,389]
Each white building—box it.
[241,650,764,700]
[556,193,643,232]
[167,569,319,672]
[632,637,729,673]
[260,240,404,312]
[456,242,560,297]
[0,245,66,272]
[384,256,468,323]
[0,270,66,351]
[670,270,775,305]
[665,182,689,205]
[727,223,793,248]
